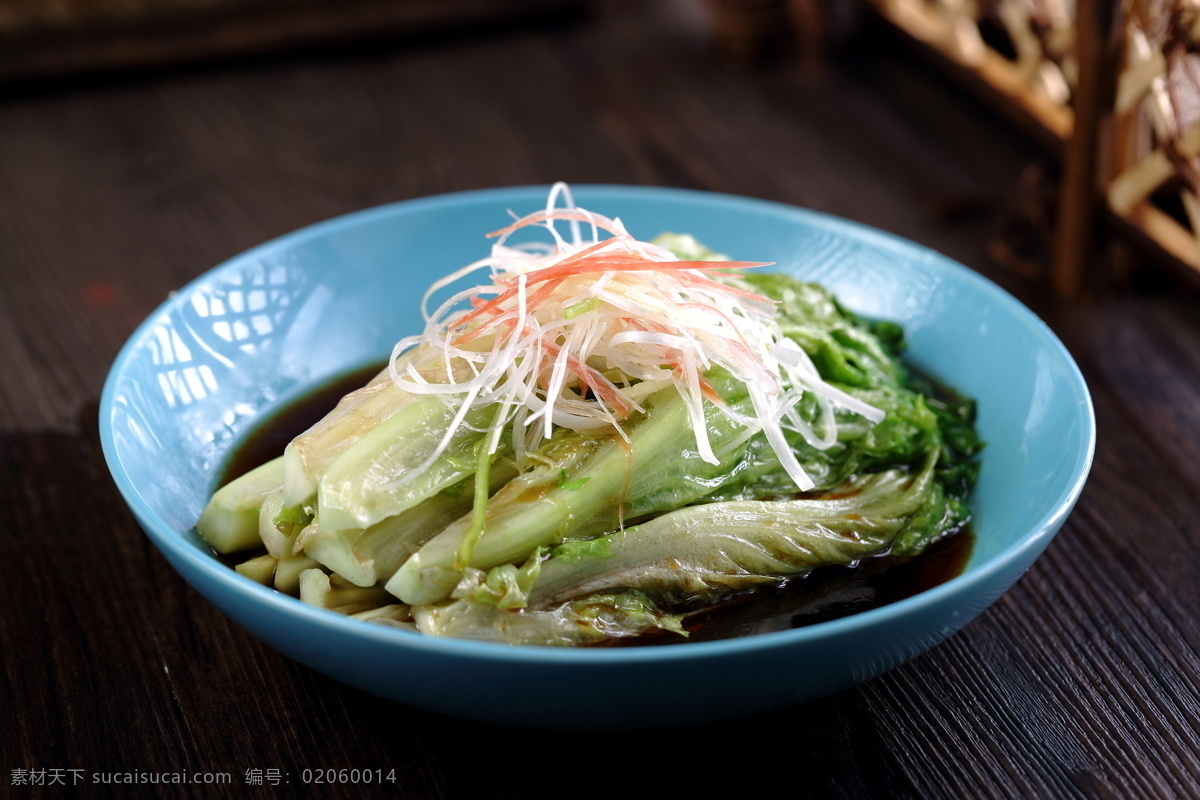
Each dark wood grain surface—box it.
[3,2,1199,797]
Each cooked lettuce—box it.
[425,451,949,643]
[386,369,763,605]
[198,246,982,647]
[402,273,981,643]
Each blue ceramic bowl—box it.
[100,185,1095,729]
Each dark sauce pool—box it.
[220,363,974,644]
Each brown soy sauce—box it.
[219,362,388,486]
[221,363,974,644]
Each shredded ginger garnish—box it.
[388,183,884,492]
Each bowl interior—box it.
[102,185,1094,650]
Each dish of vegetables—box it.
[196,184,983,646]
[102,183,1093,724]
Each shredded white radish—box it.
[387,182,884,492]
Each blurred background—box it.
[3,0,1199,298]
[4,1,1200,797]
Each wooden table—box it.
[4,2,1198,797]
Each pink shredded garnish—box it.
[386,182,884,492]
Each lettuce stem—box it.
[454,403,507,570]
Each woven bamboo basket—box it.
[1107,1,1200,273]
[864,0,1200,292]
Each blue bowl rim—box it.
[99,183,1097,666]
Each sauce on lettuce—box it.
[219,373,975,645]
[197,185,983,646]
